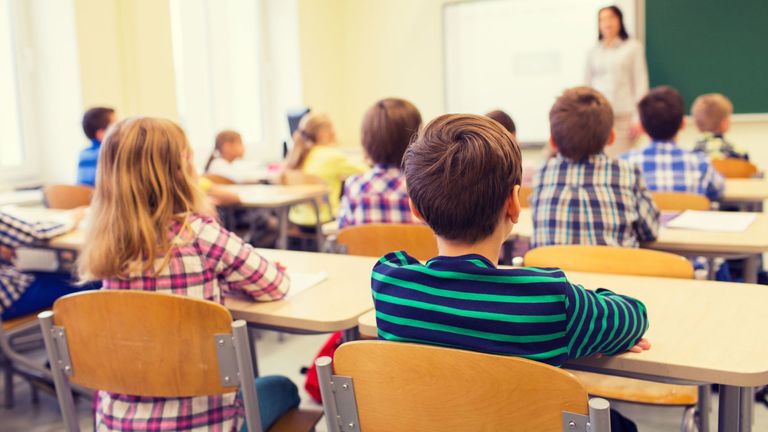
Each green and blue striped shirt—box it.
[372,251,648,366]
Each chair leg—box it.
[3,362,13,409]
[680,406,696,432]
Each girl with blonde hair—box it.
[284,113,367,226]
[78,117,299,431]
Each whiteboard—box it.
[444,0,636,145]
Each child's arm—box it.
[337,183,354,229]
[701,159,725,201]
[0,211,78,248]
[564,282,649,360]
[632,167,660,241]
[198,220,290,301]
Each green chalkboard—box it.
[646,0,768,114]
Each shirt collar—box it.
[91,138,102,149]
[425,253,495,267]
[373,163,399,171]
[650,140,677,148]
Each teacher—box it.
[585,5,649,157]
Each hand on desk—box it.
[628,337,651,353]
[0,245,15,262]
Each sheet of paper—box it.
[284,271,328,299]
[13,247,59,272]
[665,210,757,233]
[1,206,76,225]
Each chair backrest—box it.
[519,185,533,208]
[40,290,263,431]
[43,185,93,209]
[336,224,438,261]
[317,341,599,431]
[48,291,237,395]
[650,192,711,211]
[711,158,758,179]
[202,173,236,185]
[524,245,694,279]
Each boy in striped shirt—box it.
[372,114,650,366]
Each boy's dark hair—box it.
[362,98,422,165]
[485,110,516,135]
[638,86,685,141]
[550,87,614,161]
[82,107,115,140]
[403,114,522,244]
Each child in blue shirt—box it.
[77,107,116,187]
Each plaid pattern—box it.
[693,133,749,161]
[337,164,414,229]
[622,141,725,201]
[96,213,289,431]
[0,211,73,313]
[530,153,659,248]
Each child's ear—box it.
[95,129,106,141]
[507,185,522,224]
[409,198,426,224]
[606,129,616,147]
[679,116,686,131]
[548,137,559,157]
[721,117,730,133]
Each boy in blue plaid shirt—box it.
[622,86,725,201]
[531,87,659,248]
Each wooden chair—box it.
[650,192,711,211]
[202,173,236,185]
[711,158,758,179]
[38,291,321,432]
[43,185,93,209]
[315,340,611,431]
[336,224,438,262]
[524,245,694,279]
[519,185,533,208]
[523,245,701,431]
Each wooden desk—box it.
[359,271,768,431]
[513,208,768,283]
[222,184,330,249]
[226,249,375,335]
[0,189,43,207]
[723,179,768,211]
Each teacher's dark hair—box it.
[598,6,629,40]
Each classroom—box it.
[1,0,767,431]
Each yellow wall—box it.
[74,0,177,120]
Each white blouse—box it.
[585,38,649,116]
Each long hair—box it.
[78,117,207,280]
[284,113,333,169]
[598,5,629,40]
[205,130,242,172]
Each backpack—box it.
[303,332,344,403]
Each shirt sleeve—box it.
[197,218,290,301]
[632,166,660,241]
[337,182,353,229]
[584,47,594,85]
[0,211,74,248]
[564,281,649,360]
[701,159,726,201]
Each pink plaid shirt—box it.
[95,213,289,431]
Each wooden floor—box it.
[1,331,766,432]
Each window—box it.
[170,0,303,171]
[0,0,25,170]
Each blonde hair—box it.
[284,113,333,169]
[205,130,242,172]
[78,117,207,281]
[691,93,733,133]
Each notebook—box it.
[664,210,756,233]
[284,271,328,299]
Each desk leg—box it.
[342,328,359,343]
[718,385,745,431]
[744,255,759,284]
[247,326,260,377]
[740,387,755,430]
[310,199,324,252]
[698,385,711,432]
[277,207,288,250]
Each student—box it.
[77,107,116,187]
[338,98,421,229]
[0,210,96,321]
[485,109,516,138]
[77,117,298,432]
[205,130,250,182]
[622,86,725,201]
[530,87,659,248]
[285,113,367,227]
[372,114,648,430]
[691,93,748,160]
